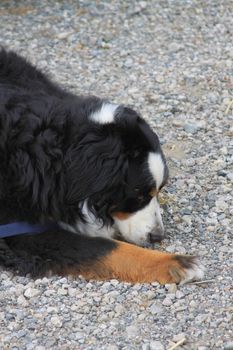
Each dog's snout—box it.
[148,227,165,243]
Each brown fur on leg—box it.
[62,240,204,284]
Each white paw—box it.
[180,257,205,285]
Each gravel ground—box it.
[0,1,232,349]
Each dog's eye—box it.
[137,195,145,202]
[149,188,157,198]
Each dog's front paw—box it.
[154,254,205,285]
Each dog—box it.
[0,49,204,284]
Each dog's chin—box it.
[109,227,162,248]
[116,234,153,248]
[120,236,164,248]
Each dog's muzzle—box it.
[148,226,165,243]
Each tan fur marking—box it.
[112,212,132,220]
[60,241,190,284]
[149,188,158,197]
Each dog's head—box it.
[64,102,168,246]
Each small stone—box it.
[166,245,176,253]
[220,146,228,155]
[124,58,133,68]
[218,170,227,177]
[215,200,228,211]
[162,297,173,306]
[59,277,68,284]
[115,304,124,314]
[138,313,146,320]
[181,208,192,215]
[195,314,208,324]
[47,307,58,314]
[169,42,182,52]
[57,288,68,296]
[150,340,164,350]
[44,290,56,297]
[24,288,41,298]
[139,1,147,9]
[224,342,233,350]
[16,329,26,338]
[50,316,62,328]
[68,287,76,297]
[17,295,28,306]
[175,291,184,299]
[150,303,164,314]
[155,75,164,83]
[184,123,199,134]
[172,119,183,127]
[110,279,119,286]
[126,325,138,338]
[227,173,233,181]
[56,31,73,40]
[106,346,119,350]
[167,284,177,293]
[208,92,219,103]
[145,290,156,299]
[45,339,56,347]
[172,333,186,342]
[190,300,197,308]
[151,282,160,287]
[142,344,150,350]
[41,277,49,284]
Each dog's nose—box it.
[148,228,165,243]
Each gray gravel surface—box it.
[0,1,232,349]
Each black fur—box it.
[0,49,167,276]
[1,230,117,277]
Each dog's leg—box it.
[65,240,204,284]
[5,231,204,284]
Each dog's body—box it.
[0,49,204,283]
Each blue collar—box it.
[0,222,59,238]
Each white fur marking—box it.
[114,197,164,246]
[180,258,205,285]
[90,103,119,124]
[148,152,165,190]
[60,201,116,239]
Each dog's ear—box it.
[115,106,161,157]
[63,128,127,208]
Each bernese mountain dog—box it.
[0,49,204,284]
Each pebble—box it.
[162,298,173,306]
[167,284,177,293]
[50,316,63,328]
[175,291,184,299]
[126,325,138,338]
[106,346,119,350]
[57,288,68,296]
[150,303,164,314]
[150,341,164,350]
[17,295,28,306]
[227,173,233,181]
[142,344,150,350]
[172,333,186,342]
[184,123,199,134]
[24,288,41,298]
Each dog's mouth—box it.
[113,229,124,241]
[113,229,164,248]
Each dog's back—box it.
[0,49,64,97]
